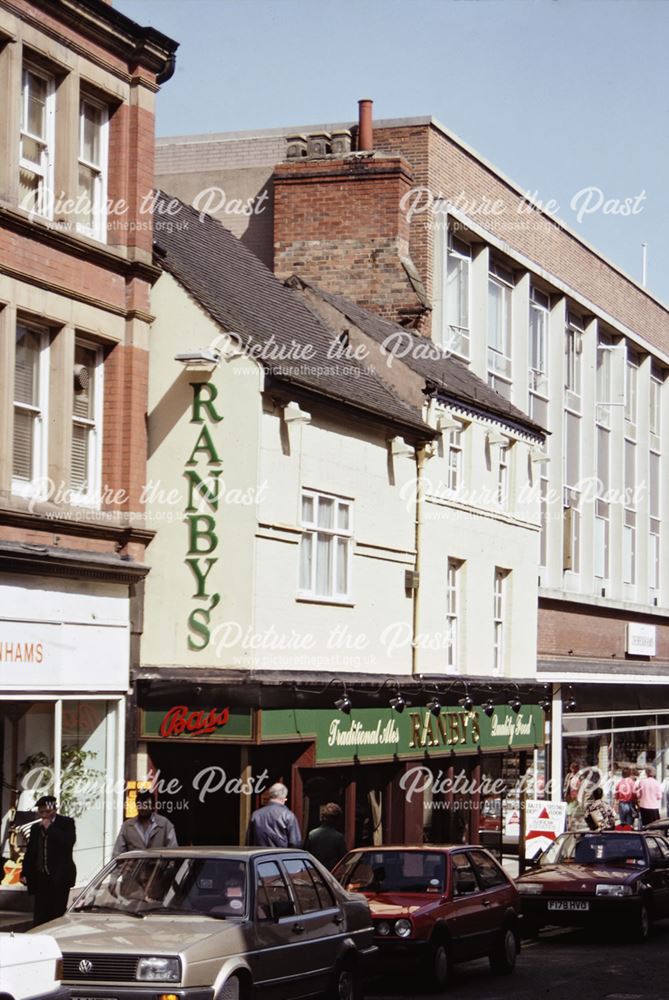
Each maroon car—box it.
[517,830,669,941]
[332,846,520,988]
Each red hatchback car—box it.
[516,830,669,941]
[332,846,520,988]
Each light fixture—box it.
[174,347,221,371]
[508,696,522,714]
[390,691,411,714]
[538,697,551,713]
[335,693,352,715]
[481,699,495,718]
[458,693,474,712]
[426,697,441,718]
[564,695,577,712]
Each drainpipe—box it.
[411,446,427,676]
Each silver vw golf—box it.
[31,848,376,1000]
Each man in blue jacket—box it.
[248,783,301,848]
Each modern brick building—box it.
[156,105,669,815]
[0,0,177,900]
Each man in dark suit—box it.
[21,795,76,926]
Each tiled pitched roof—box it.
[297,281,546,439]
[153,193,433,437]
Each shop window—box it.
[19,63,55,218]
[71,339,103,503]
[298,491,352,600]
[77,94,108,240]
[12,322,49,495]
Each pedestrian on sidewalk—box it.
[584,787,617,832]
[635,767,662,827]
[113,791,178,855]
[21,795,76,927]
[247,783,301,848]
[614,767,638,828]
[304,803,347,869]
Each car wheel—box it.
[331,961,359,1000]
[429,940,451,990]
[635,902,651,943]
[489,926,518,974]
[219,975,241,1000]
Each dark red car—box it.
[332,846,520,988]
[517,830,669,941]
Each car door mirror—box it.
[270,898,296,921]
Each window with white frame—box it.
[594,425,610,581]
[563,410,581,574]
[623,438,636,585]
[539,474,549,568]
[299,491,352,599]
[446,559,461,670]
[497,444,509,508]
[77,95,108,239]
[650,373,662,441]
[446,428,463,493]
[71,340,103,502]
[564,313,583,399]
[493,568,507,674]
[650,449,661,595]
[13,322,49,492]
[444,234,471,360]
[596,334,612,428]
[19,64,55,218]
[487,262,513,396]
[625,349,638,430]
[529,286,549,396]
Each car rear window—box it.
[338,851,445,893]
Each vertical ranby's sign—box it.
[185,382,223,650]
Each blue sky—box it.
[117,0,669,304]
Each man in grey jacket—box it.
[248,783,301,848]
[113,791,178,856]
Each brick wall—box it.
[538,603,669,663]
[273,156,426,323]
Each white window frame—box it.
[298,490,352,601]
[649,447,661,597]
[446,559,461,671]
[12,321,50,497]
[19,63,55,219]
[70,338,104,506]
[487,262,513,393]
[493,568,507,674]
[446,428,463,493]
[625,349,638,429]
[497,444,509,509]
[529,286,549,397]
[564,314,583,400]
[77,93,109,241]
[650,373,662,442]
[444,234,471,360]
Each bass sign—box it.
[159,705,230,738]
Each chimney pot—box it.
[358,98,373,152]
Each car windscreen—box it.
[541,834,646,867]
[337,851,445,893]
[73,857,247,917]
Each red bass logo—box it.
[159,705,230,738]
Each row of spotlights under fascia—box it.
[334,693,575,717]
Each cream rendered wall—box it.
[418,415,541,677]
[253,407,417,676]
[143,272,262,668]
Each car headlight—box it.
[595,884,633,897]
[136,957,181,982]
[517,883,543,895]
[376,921,391,937]
[394,918,412,938]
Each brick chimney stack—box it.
[273,101,430,329]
